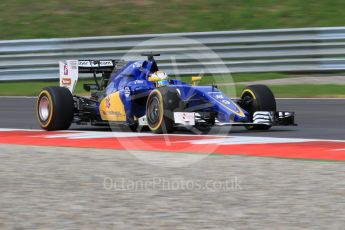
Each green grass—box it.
[226,84,345,98]
[0,79,93,96]
[0,74,344,98]
[1,0,345,39]
[0,73,288,96]
[200,73,290,84]
[256,84,345,98]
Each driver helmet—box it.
[150,71,169,87]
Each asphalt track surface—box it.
[0,97,344,140]
[0,97,345,229]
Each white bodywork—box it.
[138,112,196,126]
[173,112,196,126]
[138,116,148,126]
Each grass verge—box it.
[0,79,93,96]
[1,0,345,39]
[0,73,344,98]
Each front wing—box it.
[166,111,296,127]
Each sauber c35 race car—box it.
[36,53,296,133]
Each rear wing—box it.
[59,60,126,93]
[78,60,126,73]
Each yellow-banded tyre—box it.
[240,84,276,130]
[36,86,74,131]
[146,87,180,134]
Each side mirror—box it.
[191,76,202,86]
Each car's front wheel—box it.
[146,87,180,133]
[240,84,276,130]
[36,86,74,131]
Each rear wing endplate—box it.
[59,60,79,93]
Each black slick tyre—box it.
[146,87,180,134]
[36,86,74,131]
[240,84,276,130]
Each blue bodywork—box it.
[99,59,249,124]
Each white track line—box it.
[276,98,345,100]
[0,128,344,142]
[0,96,345,100]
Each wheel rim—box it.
[147,97,161,126]
[38,95,50,122]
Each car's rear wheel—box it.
[37,86,74,131]
[240,84,276,130]
[146,87,180,133]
